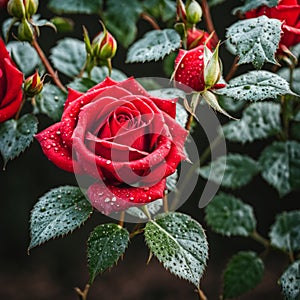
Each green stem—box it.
[250,230,270,249]
[142,205,152,221]
[197,287,207,300]
[14,94,26,120]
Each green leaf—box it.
[292,43,300,60]
[0,114,38,167]
[35,84,67,121]
[104,0,142,48]
[68,67,127,92]
[223,251,264,299]
[259,141,300,197]
[127,29,181,63]
[278,68,300,95]
[233,0,278,14]
[87,223,129,283]
[222,102,282,143]
[279,260,300,300]
[226,16,281,69]
[7,41,41,76]
[143,0,176,22]
[29,186,93,250]
[217,71,295,101]
[205,193,256,237]
[50,38,85,77]
[269,211,300,252]
[144,212,208,287]
[48,0,103,14]
[199,154,259,189]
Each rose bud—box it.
[176,0,186,22]
[174,44,225,92]
[187,28,214,50]
[92,27,117,61]
[24,0,38,18]
[204,43,221,89]
[18,18,34,42]
[7,0,25,18]
[24,71,43,97]
[186,0,202,25]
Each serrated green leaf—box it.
[50,38,85,77]
[87,223,129,283]
[2,18,17,41]
[279,260,300,300]
[278,68,300,95]
[35,84,67,121]
[144,212,208,287]
[226,16,281,69]
[143,0,176,22]
[205,193,256,237]
[233,0,278,14]
[127,29,181,63]
[104,0,142,48]
[222,102,281,143]
[269,211,300,252]
[29,186,93,250]
[67,78,96,93]
[259,141,300,197]
[0,114,38,167]
[223,251,264,299]
[199,154,259,189]
[217,71,294,101]
[48,0,103,14]
[7,41,41,76]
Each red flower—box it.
[245,0,300,50]
[36,77,187,214]
[186,28,214,50]
[0,38,23,123]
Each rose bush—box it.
[245,0,300,51]
[36,77,187,214]
[0,38,23,122]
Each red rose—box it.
[36,77,187,214]
[186,28,214,50]
[245,0,300,50]
[0,38,23,122]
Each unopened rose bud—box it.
[176,0,186,22]
[186,0,202,25]
[204,44,221,89]
[24,71,43,97]
[25,0,38,18]
[7,0,25,18]
[92,29,117,61]
[18,19,34,42]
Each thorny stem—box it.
[197,287,207,300]
[200,0,219,45]
[31,38,66,92]
[250,230,270,249]
[141,12,161,30]
[75,284,90,300]
[129,224,144,238]
[225,56,239,82]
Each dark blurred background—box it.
[1,0,299,299]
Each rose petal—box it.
[87,179,166,214]
[35,123,81,172]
